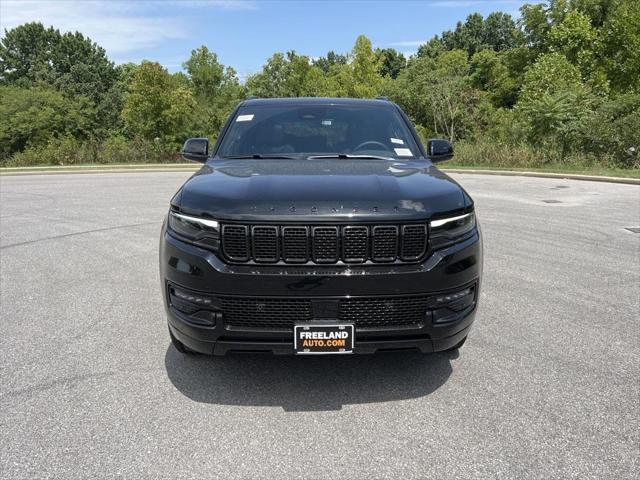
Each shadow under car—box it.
[164,346,457,411]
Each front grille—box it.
[282,226,309,262]
[340,296,429,327]
[221,223,427,264]
[372,226,398,261]
[251,226,278,262]
[221,225,249,261]
[343,226,368,262]
[221,295,430,329]
[220,297,312,329]
[312,226,339,263]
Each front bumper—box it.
[160,228,482,355]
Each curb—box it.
[0,164,199,176]
[443,169,640,185]
[1,165,638,184]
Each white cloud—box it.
[0,0,254,54]
[388,40,428,48]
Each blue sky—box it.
[1,0,531,78]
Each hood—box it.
[176,159,470,221]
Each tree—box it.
[429,12,521,56]
[0,23,59,85]
[470,49,518,108]
[246,51,327,98]
[0,85,92,158]
[390,50,481,141]
[121,62,196,143]
[517,53,594,153]
[183,46,244,136]
[375,48,406,79]
[0,23,116,104]
[328,35,384,98]
[314,51,347,74]
[548,10,605,92]
[599,1,640,93]
[442,13,486,55]
[520,3,552,52]
[417,37,446,59]
[350,35,384,97]
[519,53,585,103]
[484,12,524,51]
[519,90,593,153]
[581,94,640,167]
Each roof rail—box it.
[376,96,389,100]
[246,96,259,100]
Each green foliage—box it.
[0,85,93,158]
[183,46,244,137]
[246,51,327,98]
[340,35,385,98]
[470,49,518,107]
[599,0,640,93]
[390,50,485,142]
[519,53,585,102]
[519,90,594,153]
[433,12,522,56]
[580,94,640,168]
[313,51,347,74]
[121,62,197,144]
[0,22,117,104]
[375,48,406,79]
[4,135,180,167]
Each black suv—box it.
[160,97,482,356]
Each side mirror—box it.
[181,137,209,163]
[427,139,454,163]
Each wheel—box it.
[444,335,467,352]
[169,328,196,355]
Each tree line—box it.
[0,0,638,170]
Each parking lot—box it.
[1,172,638,479]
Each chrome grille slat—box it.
[221,223,427,264]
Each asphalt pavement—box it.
[1,172,638,479]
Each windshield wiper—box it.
[307,154,396,161]
[222,154,299,159]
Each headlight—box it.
[429,211,476,249]
[167,210,220,250]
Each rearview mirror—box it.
[427,139,454,163]
[181,138,209,163]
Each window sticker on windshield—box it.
[236,114,254,122]
[322,120,332,126]
[390,138,404,145]
[394,148,413,156]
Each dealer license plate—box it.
[294,324,354,355]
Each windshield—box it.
[217,104,421,159]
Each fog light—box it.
[434,288,472,304]
[172,287,212,305]
[430,286,476,324]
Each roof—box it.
[240,97,394,107]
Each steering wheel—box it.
[353,140,389,152]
